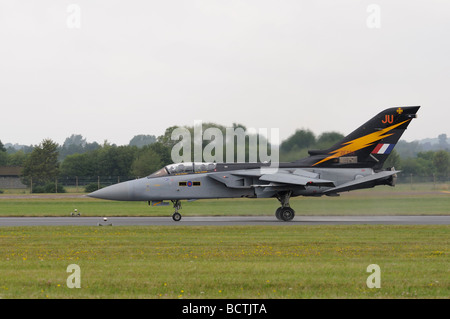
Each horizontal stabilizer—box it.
[323,170,400,194]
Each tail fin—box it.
[305,106,420,169]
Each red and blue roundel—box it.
[187,181,193,187]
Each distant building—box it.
[0,166,27,189]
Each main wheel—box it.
[172,212,182,221]
[279,207,295,222]
[275,207,282,220]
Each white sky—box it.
[1,0,449,146]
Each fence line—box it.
[57,176,138,187]
[396,173,448,184]
[24,176,138,193]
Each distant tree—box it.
[157,125,182,150]
[400,152,435,177]
[0,152,7,166]
[315,132,345,150]
[159,122,271,163]
[279,130,344,162]
[22,139,60,185]
[0,140,6,152]
[279,144,309,162]
[93,144,138,176]
[58,134,100,160]
[0,140,7,165]
[383,149,401,169]
[60,153,95,177]
[129,135,157,148]
[416,152,436,176]
[433,150,449,180]
[63,134,87,147]
[60,143,140,177]
[84,141,100,153]
[147,142,172,167]
[131,147,162,177]
[7,150,28,166]
[438,134,449,150]
[400,158,421,177]
[280,129,316,153]
[395,140,422,158]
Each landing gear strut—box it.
[275,191,295,222]
[171,200,182,221]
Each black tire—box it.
[275,207,282,220]
[280,207,295,222]
[172,212,182,221]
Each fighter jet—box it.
[88,106,420,221]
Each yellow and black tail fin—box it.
[305,106,420,169]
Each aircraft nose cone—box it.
[88,181,132,201]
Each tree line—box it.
[0,125,448,192]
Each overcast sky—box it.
[1,0,449,147]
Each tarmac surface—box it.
[0,215,449,226]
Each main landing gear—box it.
[171,200,182,221]
[275,191,295,222]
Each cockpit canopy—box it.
[148,162,217,178]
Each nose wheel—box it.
[172,212,182,221]
[171,200,182,221]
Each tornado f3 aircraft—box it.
[89,106,420,221]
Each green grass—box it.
[0,225,448,298]
[0,186,448,217]
[0,184,448,299]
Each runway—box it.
[0,215,449,226]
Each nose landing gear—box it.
[171,200,182,221]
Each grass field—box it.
[0,225,448,299]
[0,184,449,217]
[0,184,448,299]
